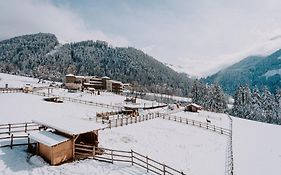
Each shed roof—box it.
[29,131,69,147]
[66,74,75,77]
[32,117,106,136]
[188,103,203,109]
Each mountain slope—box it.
[204,50,281,95]
[0,33,192,95]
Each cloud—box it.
[0,0,130,46]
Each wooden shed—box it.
[29,118,105,165]
[29,131,72,165]
[184,103,203,112]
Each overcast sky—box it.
[1,0,281,77]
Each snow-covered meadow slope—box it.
[0,73,280,175]
[232,117,281,175]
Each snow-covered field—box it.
[38,88,163,109]
[232,117,281,175]
[173,110,231,129]
[99,118,227,175]
[0,73,281,175]
[0,146,149,175]
[0,73,53,88]
[0,93,109,124]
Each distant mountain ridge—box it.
[204,50,281,95]
[0,33,192,95]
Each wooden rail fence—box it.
[0,122,40,148]
[225,115,234,175]
[158,113,231,136]
[105,113,156,129]
[95,147,186,175]
[0,88,23,93]
[29,91,123,110]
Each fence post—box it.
[8,124,11,135]
[163,164,166,175]
[109,120,111,129]
[10,134,13,149]
[126,118,128,125]
[131,150,133,166]
[146,156,149,172]
[121,118,123,126]
[221,128,223,134]
[111,150,114,163]
[116,119,118,127]
[25,123,27,132]
[93,146,96,156]
[28,134,30,145]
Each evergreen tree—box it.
[207,83,227,113]
[261,87,277,123]
[191,79,205,105]
[231,85,252,119]
[250,87,262,121]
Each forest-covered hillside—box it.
[0,33,192,95]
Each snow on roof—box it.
[66,74,75,77]
[32,117,106,136]
[101,76,110,79]
[110,80,122,84]
[75,76,85,79]
[29,131,69,147]
[189,103,203,109]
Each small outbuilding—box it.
[29,118,105,165]
[29,131,72,165]
[184,103,203,112]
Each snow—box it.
[99,118,228,175]
[171,110,231,129]
[0,73,53,88]
[262,68,281,78]
[38,88,162,109]
[29,131,69,147]
[1,73,281,175]
[0,93,110,124]
[32,118,106,136]
[0,146,150,175]
[233,117,281,175]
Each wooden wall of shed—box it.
[38,143,52,164]
[52,139,73,165]
[37,140,73,165]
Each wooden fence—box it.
[0,122,40,148]
[225,115,234,175]
[95,147,186,175]
[158,113,231,136]
[0,88,23,93]
[30,91,123,110]
[105,113,156,129]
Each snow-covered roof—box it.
[188,103,203,109]
[75,76,85,79]
[101,76,110,79]
[32,118,106,136]
[66,74,75,77]
[29,131,69,147]
[110,80,122,84]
